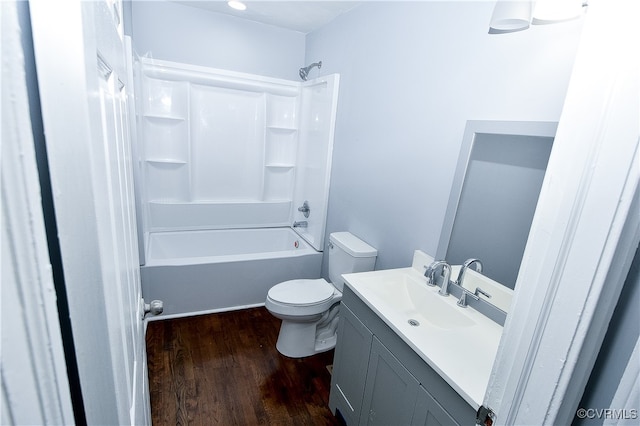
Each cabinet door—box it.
[360,337,420,426]
[412,385,459,426]
[329,304,373,425]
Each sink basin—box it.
[341,250,505,409]
[362,273,476,329]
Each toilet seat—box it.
[267,278,335,307]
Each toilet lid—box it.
[268,279,335,306]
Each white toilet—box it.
[265,232,377,358]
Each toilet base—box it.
[275,304,340,358]
[275,321,333,358]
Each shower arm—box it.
[299,61,322,81]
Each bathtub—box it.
[141,227,323,319]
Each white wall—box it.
[130,1,305,80]
[306,2,584,272]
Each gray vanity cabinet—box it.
[360,337,420,425]
[412,385,458,426]
[329,286,476,426]
[329,303,373,425]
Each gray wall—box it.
[305,2,584,273]
[130,1,305,80]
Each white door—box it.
[30,1,149,424]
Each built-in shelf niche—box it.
[141,76,191,202]
[266,94,298,129]
[143,116,188,163]
[264,94,298,201]
[264,167,295,201]
[142,77,188,119]
[145,162,190,202]
[265,127,297,167]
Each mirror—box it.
[436,120,557,290]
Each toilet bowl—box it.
[265,232,377,358]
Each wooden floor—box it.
[146,307,342,425]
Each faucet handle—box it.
[457,286,492,308]
[297,200,310,218]
[423,265,437,286]
[457,287,480,308]
[474,287,492,299]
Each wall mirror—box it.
[436,120,557,291]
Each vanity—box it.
[328,251,505,425]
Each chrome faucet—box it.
[424,260,452,297]
[293,221,308,228]
[455,258,483,287]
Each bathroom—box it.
[3,0,638,425]
[130,0,640,423]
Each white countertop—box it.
[342,251,504,410]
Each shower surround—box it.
[135,58,340,317]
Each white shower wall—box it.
[135,58,339,255]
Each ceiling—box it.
[175,1,362,33]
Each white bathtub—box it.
[141,227,323,318]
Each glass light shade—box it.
[489,1,533,33]
[533,0,586,25]
[227,1,247,11]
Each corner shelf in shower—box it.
[264,163,295,169]
[143,114,186,122]
[145,159,188,165]
[144,160,190,203]
[266,125,297,132]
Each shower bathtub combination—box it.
[133,58,339,318]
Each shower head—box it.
[299,61,322,81]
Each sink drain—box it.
[408,319,420,327]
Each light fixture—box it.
[489,1,533,33]
[489,0,588,33]
[532,0,587,25]
[227,0,247,12]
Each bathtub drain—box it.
[408,319,420,327]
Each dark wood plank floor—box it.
[146,307,342,425]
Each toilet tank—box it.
[328,232,377,292]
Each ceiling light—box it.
[227,1,247,12]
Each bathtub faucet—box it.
[293,221,308,228]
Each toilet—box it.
[265,232,377,358]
